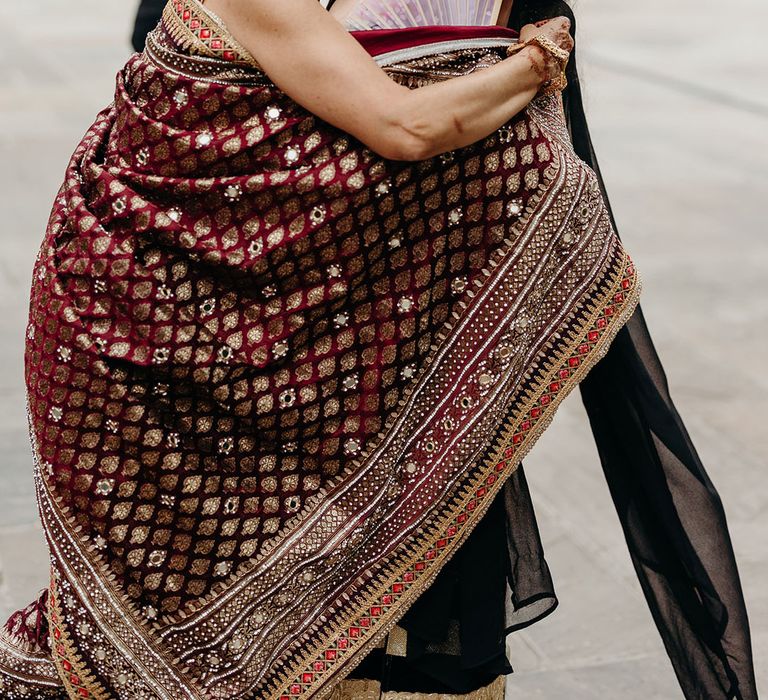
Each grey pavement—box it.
[0,1,766,698]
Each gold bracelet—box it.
[505,41,529,58]
[539,71,568,96]
[526,34,570,69]
[506,36,569,95]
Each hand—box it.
[520,17,573,54]
[517,17,573,87]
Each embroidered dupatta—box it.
[0,2,646,698]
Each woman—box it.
[0,1,756,698]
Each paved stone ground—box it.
[0,1,765,697]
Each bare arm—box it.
[205,0,571,160]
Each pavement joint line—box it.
[581,50,768,119]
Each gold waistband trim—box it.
[329,675,505,700]
[162,0,259,68]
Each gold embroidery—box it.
[385,625,408,657]
[329,675,505,700]
[162,0,258,68]
[329,679,382,700]
[25,23,642,699]
[47,576,111,700]
[279,258,640,700]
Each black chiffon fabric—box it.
[132,0,166,51]
[538,3,757,696]
[347,469,558,694]
[130,2,758,697]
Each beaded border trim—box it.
[0,628,65,699]
[329,674,505,699]
[274,253,641,700]
[47,578,111,700]
[162,0,259,68]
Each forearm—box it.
[389,47,545,160]
[205,0,549,161]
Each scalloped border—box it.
[47,576,111,700]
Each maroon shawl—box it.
[0,1,640,698]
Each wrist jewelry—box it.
[526,34,570,68]
[505,41,528,58]
[506,35,570,96]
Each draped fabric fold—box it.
[578,311,758,700]
[533,1,759,695]
[1,2,642,697]
[0,1,755,700]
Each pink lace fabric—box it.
[335,0,502,30]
